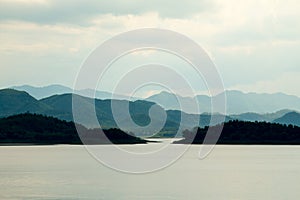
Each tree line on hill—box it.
[1,113,300,145]
[175,120,300,144]
[0,113,147,144]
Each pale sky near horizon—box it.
[0,0,299,97]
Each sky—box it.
[0,0,300,97]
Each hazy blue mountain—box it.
[12,84,73,99]
[218,91,300,114]
[263,109,293,120]
[166,110,232,128]
[195,95,212,112]
[146,91,209,114]
[229,109,291,122]
[230,112,266,122]
[78,88,137,100]
[15,85,300,115]
[146,91,181,110]
[273,112,300,126]
[147,90,300,114]
[12,84,135,100]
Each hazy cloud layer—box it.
[0,0,300,97]
[0,0,212,24]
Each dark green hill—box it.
[0,89,51,117]
[0,113,147,144]
[40,94,164,130]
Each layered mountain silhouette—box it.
[230,109,294,122]
[146,90,300,114]
[11,84,300,114]
[1,87,300,137]
[12,84,72,99]
[11,85,131,100]
[0,89,191,137]
[0,89,229,137]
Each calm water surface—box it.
[1,142,300,199]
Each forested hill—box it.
[0,113,147,144]
[175,120,300,145]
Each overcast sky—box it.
[0,0,299,97]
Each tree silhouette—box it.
[177,120,300,144]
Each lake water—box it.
[1,142,300,199]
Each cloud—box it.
[0,0,213,25]
[229,72,300,97]
[0,0,300,97]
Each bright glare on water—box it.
[1,142,300,199]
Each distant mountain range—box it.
[10,84,300,115]
[146,90,300,114]
[1,88,300,137]
[11,85,131,100]
[12,84,73,99]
